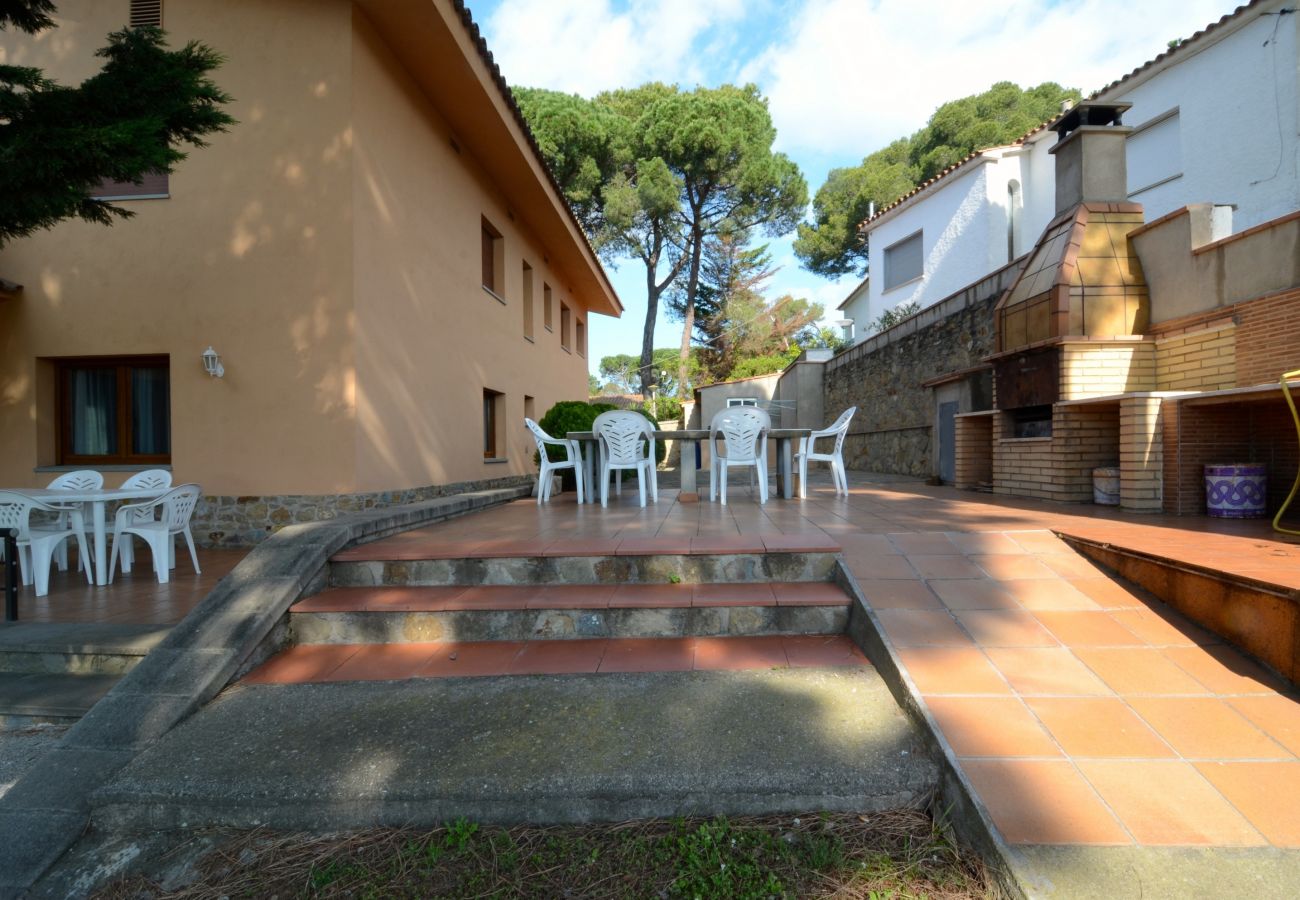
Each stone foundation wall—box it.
[823,258,1023,476]
[194,474,533,547]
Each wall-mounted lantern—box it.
[201,346,225,378]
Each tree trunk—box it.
[677,226,704,398]
[639,263,661,397]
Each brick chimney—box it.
[1049,101,1133,215]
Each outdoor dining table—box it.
[566,428,812,502]
[14,486,169,586]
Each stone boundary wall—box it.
[823,257,1025,476]
[194,474,534,547]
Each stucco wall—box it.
[349,9,589,492]
[0,0,357,495]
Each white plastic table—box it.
[17,486,168,585]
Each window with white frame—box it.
[726,398,758,408]
[883,231,923,291]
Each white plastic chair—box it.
[795,406,857,498]
[108,484,202,584]
[46,469,103,572]
[0,491,93,597]
[592,410,657,507]
[708,407,770,505]
[524,418,585,505]
[115,469,174,570]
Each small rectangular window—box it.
[483,388,504,459]
[727,398,759,408]
[56,356,170,464]
[883,230,923,292]
[481,217,503,299]
[130,0,163,27]
[575,317,586,358]
[543,283,553,331]
[521,261,534,340]
[560,303,571,351]
[524,395,536,422]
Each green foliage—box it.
[643,395,683,423]
[587,373,602,396]
[598,347,683,395]
[0,6,235,246]
[516,82,806,395]
[729,351,799,380]
[869,301,922,335]
[795,81,1080,277]
[534,400,665,467]
[669,819,785,899]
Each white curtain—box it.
[131,367,170,455]
[70,368,116,456]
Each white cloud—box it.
[747,0,1230,160]
[479,0,746,96]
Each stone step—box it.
[0,671,121,728]
[329,550,839,588]
[0,622,170,675]
[245,635,871,684]
[291,583,854,643]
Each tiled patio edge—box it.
[834,560,1042,900]
[0,485,530,898]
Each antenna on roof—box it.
[1060,98,1076,114]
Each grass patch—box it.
[96,810,990,899]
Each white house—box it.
[842,0,1298,330]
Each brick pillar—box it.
[954,414,993,489]
[1120,397,1163,512]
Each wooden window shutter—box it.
[130,0,163,28]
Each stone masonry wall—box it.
[194,474,533,547]
[824,258,1024,476]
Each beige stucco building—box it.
[0,0,620,543]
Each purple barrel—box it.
[1204,464,1267,518]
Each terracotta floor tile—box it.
[609,583,695,608]
[1000,579,1101,611]
[1025,697,1175,758]
[895,647,1011,695]
[837,534,898,554]
[689,535,768,555]
[1031,612,1148,648]
[875,609,972,647]
[544,538,622,557]
[1126,697,1291,759]
[1079,761,1265,846]
[243,644,360,684]
[693,635,789,670]
[1107,607,1221,647]
[328,643,444,681]
[1006,532,1074,554]
[762,533,840,553]
[971,555,1059,581]
[1074,648,1213,695]
[845,553,919,580]
[857,579,944,610]
[771,582,849,606]
[782,634,870,668]
[1068,577,1147,610]
[692,582,776,606]
[446,585,540,611]
[616,536,693,556]
[1037,553,1111,579]
[1163,645,1290,695]
[889,533,959,556]
[944,532,1027,555]
[469,539,552,558]
[984,648,1113,696]
[926,697,1061,757]
[955,610,1060,648]
[598,638,696,673]
[1228,695,1300,756]
[528,584,617,609]
[928,579,1020,611]
[419,641,524,677]
[908,556,988,580]
[961,759,1130,845]
[1195,762,1300,847]
[508,639,608,675]
[292,586,465,613]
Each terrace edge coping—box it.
[0,484,530,898]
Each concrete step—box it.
[0,671,121,728]
[328,550,840,589]
[95,666,933,830]
[0,622,170,675]
[291,583,853,643]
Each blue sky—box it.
[464,0,1233,379]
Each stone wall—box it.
[194,474,533,547]
[823,258,1024,476]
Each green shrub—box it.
[642,396,683,424]
[534,400,666,469]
